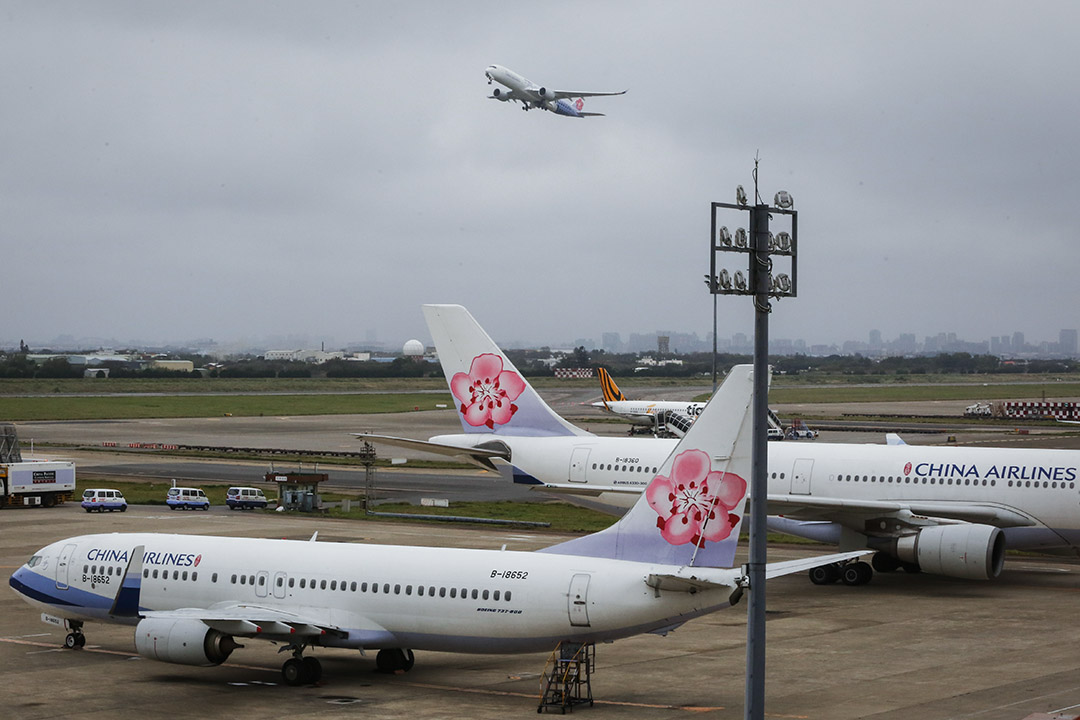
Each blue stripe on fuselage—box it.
[9,567,114,613]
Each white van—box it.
[81,488,127,513]
[166,487,210,511]
[226,486,268,510]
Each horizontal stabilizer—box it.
[764,550,871,580]
[646,570,739,593]
[353,432,510,470]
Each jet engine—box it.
[537,87,556,101]
[134,617,241,666]
[893,524,1005,580]
[491,88,512,101]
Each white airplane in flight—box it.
[9,366,862,688]
[360,305,1080,587]
[484,64,627,118]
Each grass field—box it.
[3,374,1080,421]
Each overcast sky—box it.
[3,1,1078,352]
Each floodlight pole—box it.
[745,204,771,720]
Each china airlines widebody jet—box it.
[9,366,862,691]
[359,305,1080,588]
[485,64,626,118]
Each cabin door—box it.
[568,573,591,627]
[273,572,288,599]
[55,543,77,590]
[569,448,590,483]
[790,459,814,495]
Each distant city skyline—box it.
[3,325,1078,360]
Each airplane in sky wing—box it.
[10,365,865,693]
[485,64,626,118]
[369,304,1080,589]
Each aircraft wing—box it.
[352,432,510,470]
[552,89,627,99]
[767,494,1037,528]
[142,603,348,639]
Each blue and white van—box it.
[166,487,210,510]
[81,488,127,513]
[226,486,268,510]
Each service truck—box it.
[0,460,76,507]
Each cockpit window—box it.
[27,555,43,568]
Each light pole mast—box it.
[705,165,797,720]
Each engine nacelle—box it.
[134,618,240,666]
[894,524,1005,580]
[537,87,555,101]
[491,88,512,101]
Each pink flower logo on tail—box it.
[451,353,527,429]
[645,448,747,547]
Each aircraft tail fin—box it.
[541,365,759,568]
[422,305,589,437]
[597,367,627,403]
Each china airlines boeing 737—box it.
[9,366,861,690]
[485,64,626,118]
[360,305,1080,587]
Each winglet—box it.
[109,544,144,618]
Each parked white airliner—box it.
[485,64,626,118]
[9,366,861,689]
[360,305,1080,587]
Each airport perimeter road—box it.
[4,504,1080,720]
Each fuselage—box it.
[431,433,1080,553]
[10,532,734,654]
[593,400,706,426]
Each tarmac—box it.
[6,393,1080,718]
[4,499,1080,719]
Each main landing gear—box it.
[809,553,922,586]
[375,648,415,673]
[63,622,86,649]
[280,643,322,686]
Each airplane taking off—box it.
[360,305,1080,587]
[485,64,626,118]
[9,366,862,688]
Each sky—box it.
[3,1,1079,353]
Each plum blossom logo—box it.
[645,449,747,547]
[451,353,527,429]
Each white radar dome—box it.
[403,339,424,357]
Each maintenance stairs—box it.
[537,641,594,713]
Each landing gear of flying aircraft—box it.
[375,648,415,673]
[63,623,86,649]
[280,644,322,686]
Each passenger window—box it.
[212,572,218,582]
[300,578,306,589]
[417,586,424,596]
[182,571,188,581]
[173,571,179,580]
[192,572,198,582]
[505,591,512,601]
[383,583,390,594]
[351,582,357,591]
[394,584,401,595]
[450,588,457,598]
[143,569,149,578]
[240,575,247,585]
[482,589,489,600]
[494,590,500,601]
[429,586,436,596]
[440,588,446,597]
[276,577,283,587]
[320,580,327,590]
[330,580,337,590]
[154,569,160,579]
[406,585,413,596]
[471,589,478,600]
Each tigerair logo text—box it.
[903,462,1078,482]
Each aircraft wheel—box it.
[376,647,415,673]
[76,634,86,648]
[872,552,900,573]
[301,656,322,684]
[64,632,80,649]
[841,561,873,586]
[282,657,305,686]
[809,563,840,585]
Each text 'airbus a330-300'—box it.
[485,64,626,118]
